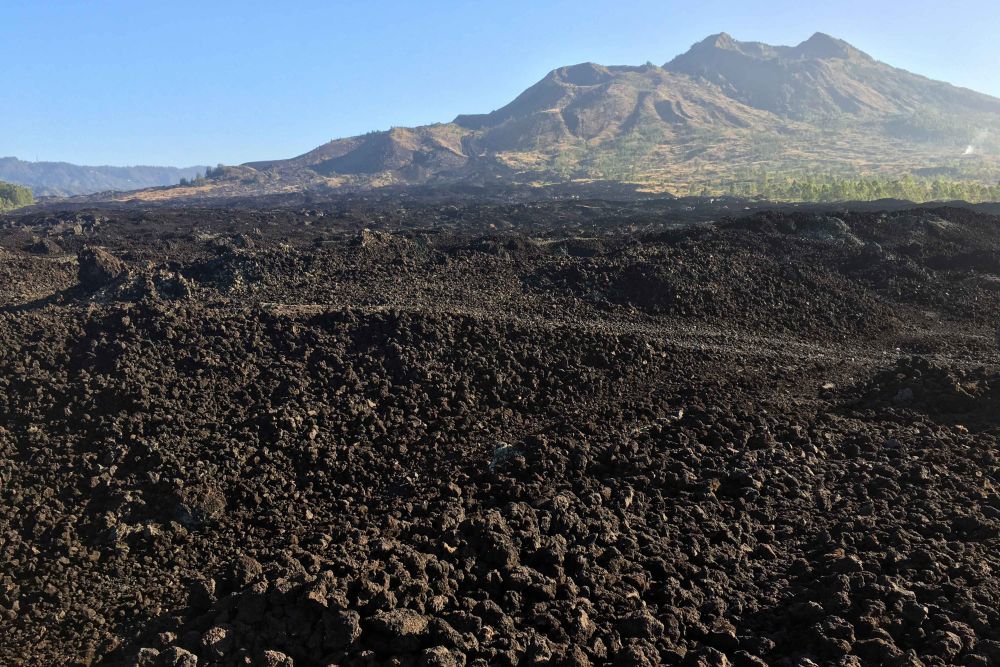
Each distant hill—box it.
[0,157,207,197]
[87,33,1000,203]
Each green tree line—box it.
[0,180,34,212]
[721,172,1000,203]
[180,164,228,186]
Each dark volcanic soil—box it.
[1,198,1000,667]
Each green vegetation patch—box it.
[0,180,34,212]
[720,171,1000,203]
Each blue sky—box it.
[4,0,999,167]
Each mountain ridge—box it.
[87,33,1000,203]
[0,157,207,197]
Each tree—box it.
[205,163,226,179]
[716,171,1000,204]
[0,180,35,212]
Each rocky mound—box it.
[851,356,999,426]
[78,246,128,288]
[531,228,895,338]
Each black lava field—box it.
[2,198,1000,667]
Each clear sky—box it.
[4,0,999,167]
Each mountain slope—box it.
[666,32,1000,119]
[0,157,207,197]
[115,33,1000,202]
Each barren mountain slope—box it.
[84,33,1000,203]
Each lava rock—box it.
[78,245,127,287]
[364,608,430,653]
